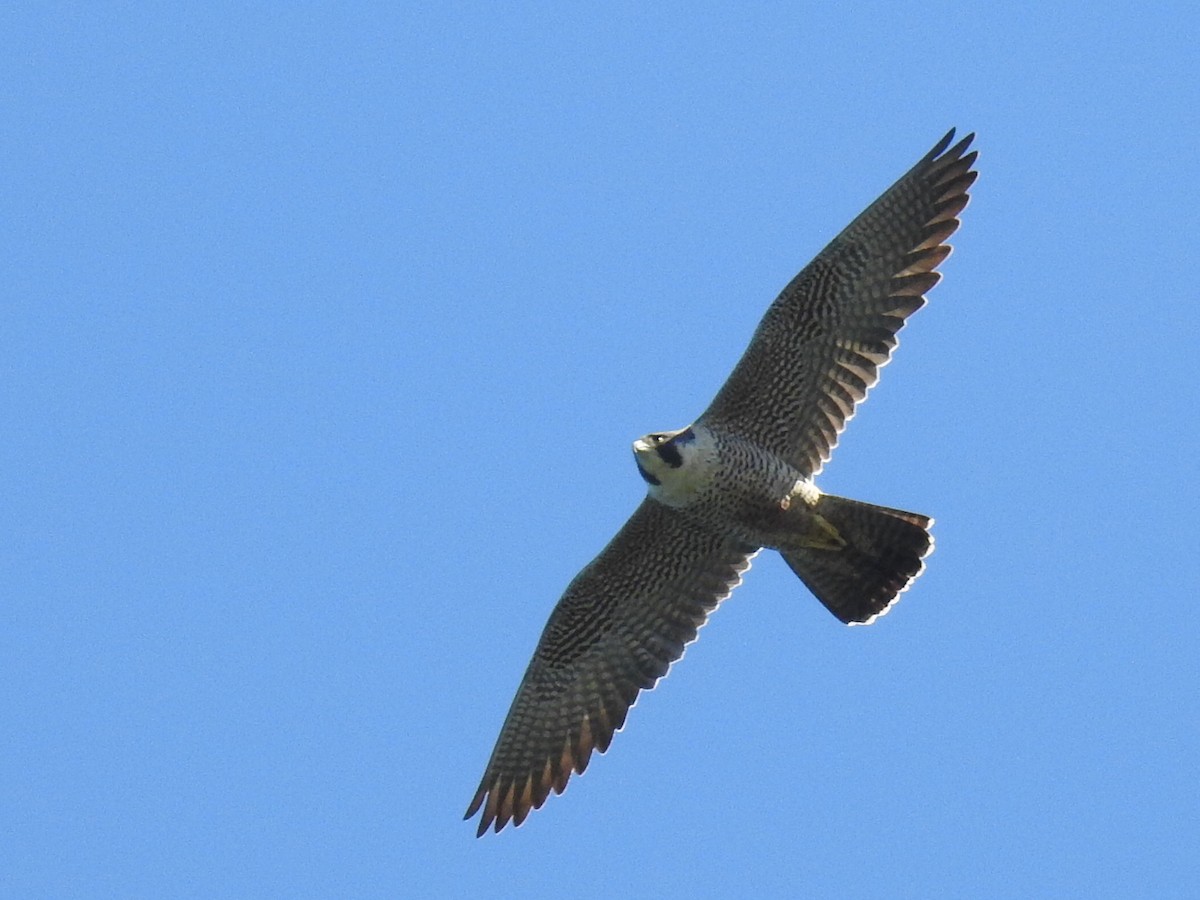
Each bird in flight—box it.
[466,129,978,836]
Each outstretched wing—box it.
[699,129,978,477]
[465,499,756,836]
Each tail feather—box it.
[779,494,933,625]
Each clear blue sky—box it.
[4,3,1197,897]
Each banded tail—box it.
[779,494,933,625]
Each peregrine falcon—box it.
[466,129,977,836]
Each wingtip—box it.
[947,130,976,161]
[925,128,956,161]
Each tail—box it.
[779,494,933,625]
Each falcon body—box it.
[466,130,978,836]
[634,424,839,552]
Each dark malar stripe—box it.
[656,441,684,469]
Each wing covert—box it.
[700,129,978,476]
[464,498,755,836]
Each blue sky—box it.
[4,3,1197,897]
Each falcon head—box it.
[632,426,698,487]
